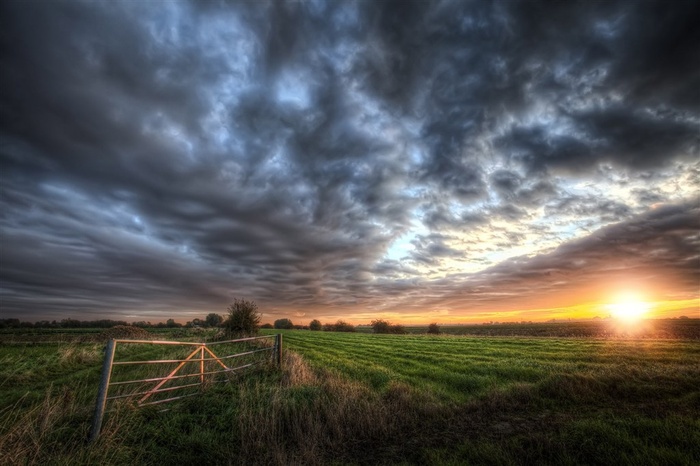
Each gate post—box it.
[200,345,205,384]
[275,334,283,367]
[90,339,116,442]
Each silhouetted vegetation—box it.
[223,298,261,336]
[205,313,224,327]
[2,317,698,339]
[427,323,441,334]
[323,320,356,332]
[0,318,130,329]
[309,319,322,331]
[274,318,294,329]
[370,319,406,334]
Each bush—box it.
[371,319,391,334]
[274,318,294,329]
[261,323,273,329]
[427,323,441,335]
[205,313,224,327]
[371,319,406,334]
[224,298,261,337]
[309,319,322,331]
[331,320,355,332]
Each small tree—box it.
[371,319,405,334]
[274,318,294,329]
[166,318,181,328]
[333,320,356,332]
[205,313,223,328]
[427,323,441,335]
[189,318,204,328]
[309,319,322,331]
[371,319,391,334]
[224,298,261,337]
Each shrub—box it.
[332,320,356,332]
[309,319,322,331]
[371,319,406,334]
[205,313,224,328]
[371,319,391,334]
[261,323,273,329]
[427,323,441,335]
[224,298,261,336]
[274,318,294,329]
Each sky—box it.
[1,0,698,325]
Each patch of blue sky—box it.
[275,68,312,109]
[384,218,429,262]
[384,233,416,262]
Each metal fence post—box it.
[90,339,116,442]
[275,333,283,367]
[200,345,205,384]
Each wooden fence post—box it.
[275,333,283,367]
[90,339,116,442]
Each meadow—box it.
[0,326,699,465]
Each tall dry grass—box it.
[0,385,88,465]
[226,351,451,465]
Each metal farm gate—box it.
[90,334,282,441]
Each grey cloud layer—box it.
[1,0,698,320]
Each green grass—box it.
[274,330,700,403]
[1,329,699,465]
[357,318,700,338]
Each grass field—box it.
[355,318,700,338]
[275,330,700,402]
[1,327,699,465]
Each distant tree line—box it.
[262,318,436,334]
[244,318,440,334]
[0,318,131,329]
[370,319,406,334]
[1,310,441,336]
[262,318,357,332]
[0,314,226,330]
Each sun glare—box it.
[606,299,651,322]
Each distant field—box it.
[355,318,700,338]
[1,328,699,465]
[0,326,180,340]
[273,329,700,403]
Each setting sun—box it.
[606,299,651,322]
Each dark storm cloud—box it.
[1,0,698,321]
[410,233,462,265]
[546,195,632,223]
[490,170,522,199]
